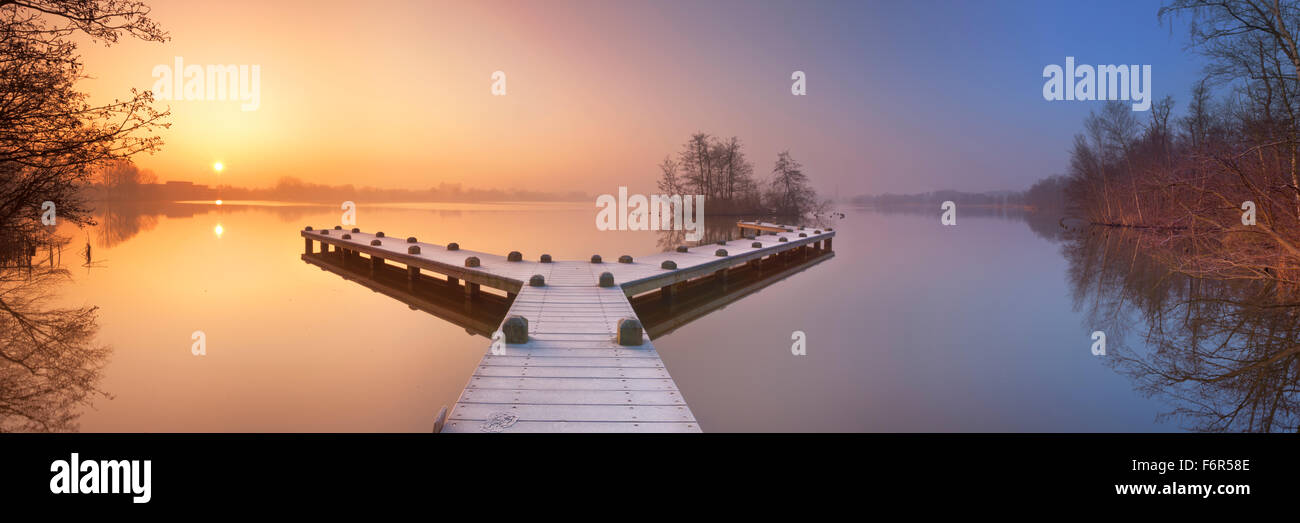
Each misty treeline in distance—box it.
[0,0,168,431]
[656,133,829,217]
[90,161,588,204]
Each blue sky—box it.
[788,0,1207,194]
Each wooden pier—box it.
[300,221,834,433]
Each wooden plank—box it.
[463,376,682,391]
[472,365,670,379]
[480,355,665,367]
[448,403,696,423]
[456,389,685,405]
[736,221,793,233]
[440,421,700,433]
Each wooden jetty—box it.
[300,221,835,433]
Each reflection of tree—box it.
[96,203,160,248]
[92,201,342,247]
[1065,228,1300,432]
[0,266,110,432]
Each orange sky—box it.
[72,1,867,196]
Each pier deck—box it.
[300,221,834,432]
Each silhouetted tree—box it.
[0,0,170,238]
[767,151,820,216]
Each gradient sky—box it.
[75,0,1206,197]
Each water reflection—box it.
[302,249,511,337]
[632,248,835,338]
[864,205,1068,243]
[0,262,110,432]
[93,201,330,248]
[1064,228,1300,432]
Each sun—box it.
[213,162,224,173]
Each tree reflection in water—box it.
[0,261,110,432]
[1065,228,1300,432]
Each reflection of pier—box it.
[302,251,509,337]
[300,221,835,432]
[632,247,834,339]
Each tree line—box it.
[1058,0,1300,292]
[850,178,1068,213]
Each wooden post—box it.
[826,238,833,251]
[447,276,459,288]
[370,256,383,279]
[465,282,480,300]
[407,265,419,292]
[661,284,673,302]
[432,406,448,433]
[304,237,313,254]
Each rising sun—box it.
[213,162,224,173]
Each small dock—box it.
[300,221,834,432]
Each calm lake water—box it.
[38,201,1178,432]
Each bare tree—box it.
[656,155,682,195]
[0,0,170,238]
[767,150,818,216]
